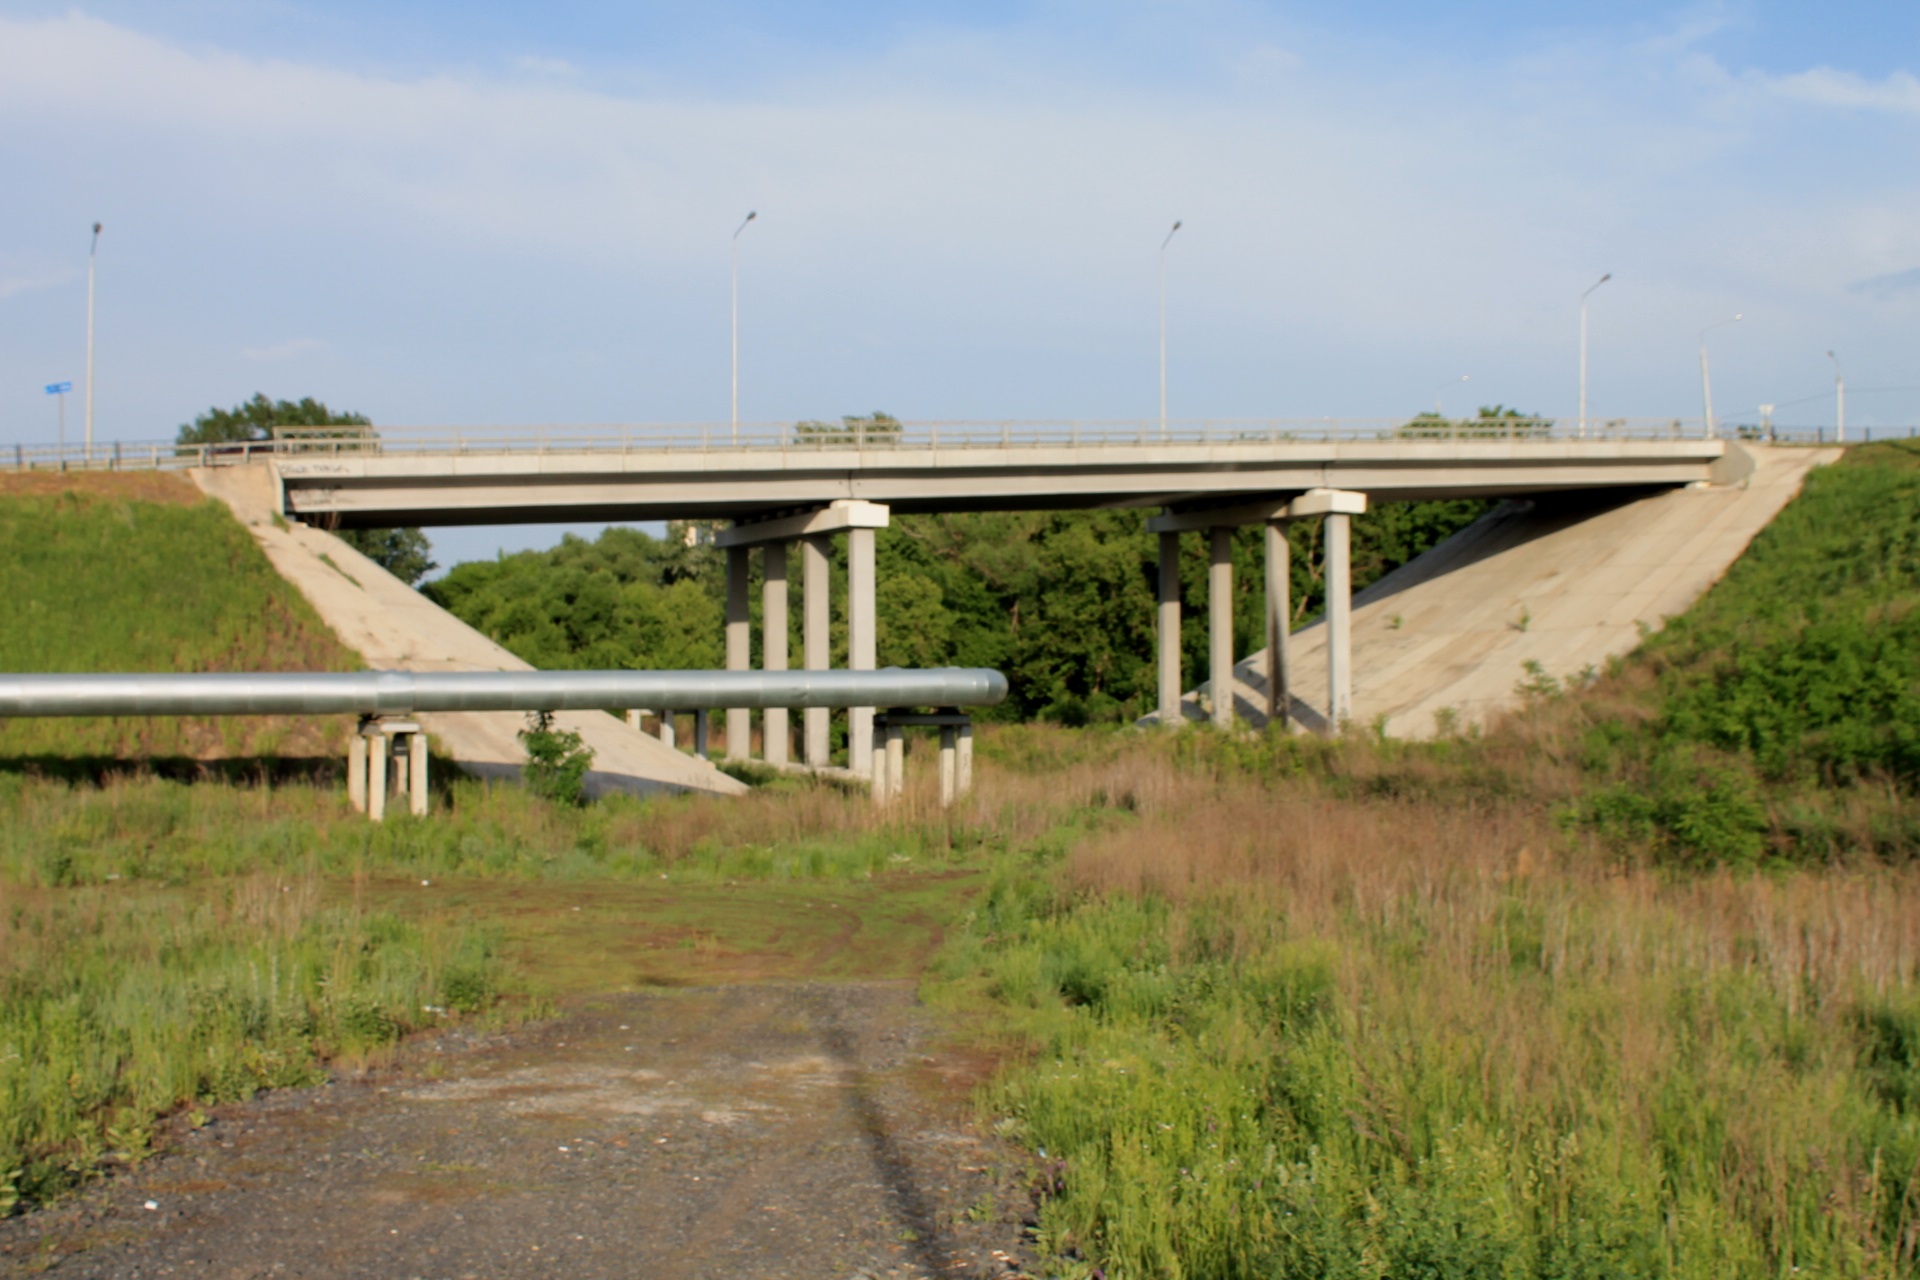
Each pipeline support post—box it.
[348,732,368,813]
[938,723,957,808]
[762,541,789,766]
[367,730,389,822]
[1208,527,1234,729]
[885,717,906,801]
[1157,531,1182,725]
[409,731,429,817]
[725,545,750,760]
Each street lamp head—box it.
[1162,220,1183,250]
[92,222,102,236]
[745,211,756,223]
[1598,272,1611,284]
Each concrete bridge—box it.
[247,418,1761,774]
[6,418,1796,785]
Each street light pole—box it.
[1158,220,1181,440]
[1434,374,1468,417]
[1578,273,1611,438]
[1828,350,1845,444]
[84,222,101,454]
[731,211,756,444]
[1698,314,1741,440]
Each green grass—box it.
[0,875,504,1213]
[0,472,358,763]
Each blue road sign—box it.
[45,381,71,395]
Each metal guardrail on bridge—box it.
[3,418,1898,475]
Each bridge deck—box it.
[266,433,1744,526]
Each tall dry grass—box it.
[962,745,1920,1279]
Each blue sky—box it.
[1,1,1916,565]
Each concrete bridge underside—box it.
[274,438,1746,527]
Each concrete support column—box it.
[847,525,877,775]
[1208,527,1234,729]
[885,721,906,800]
[957,722,974,798]
[694,709,710,759]
[1157,531,1182,725]
[1264,521,1291,730]
[802,535,832,766]
[367,732,389,823]
[1325,510,1353,727]
[725,544,751,761]
[659,711,676,750]
[939,724,957,808]
[869,728,890,807]
[762,542,790,766]
[348,732,368,813]
[392,738,409,798]
[408,733,429,817]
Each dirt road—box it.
[0,985,1035,1279]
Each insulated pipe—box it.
[0,669,1010,718]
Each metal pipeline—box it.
[0,669,1009,718]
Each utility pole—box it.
[731,211,756,444]
[1579,273,1611,438]
[1828,350,1845,443]
[1158,220,1181,440]
[85,222,101,453]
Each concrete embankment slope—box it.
[1188,444,1841,738]
[192,465,743,798]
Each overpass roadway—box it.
[266,426,1749,527]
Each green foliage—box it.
[175,393,370,445]
[338,526,437,586]
[518,712,593,807]
[1399,404,1554,439]
[1645,441,1920,786]
[425,526,723,670]
[0,477,359,761]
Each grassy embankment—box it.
[0,474,499,1213]
[933,441,1920,1278]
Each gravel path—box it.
[0,985,1037,1279]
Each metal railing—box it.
[1,418,1902,475]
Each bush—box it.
[518,712,593,807]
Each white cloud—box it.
[242,337,328,362]
[1766,67,1920,114]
